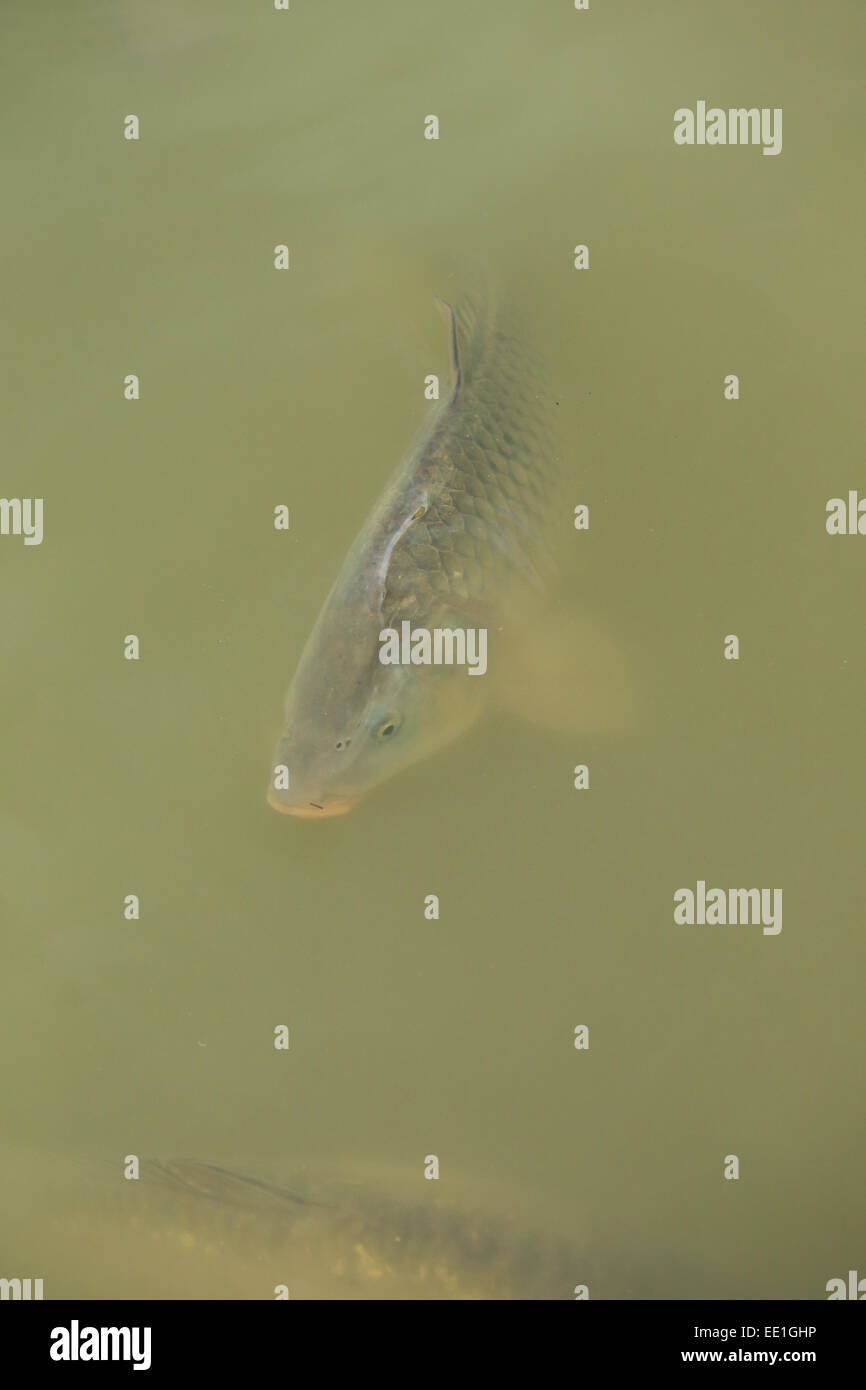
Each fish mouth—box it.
[267,791,356,819]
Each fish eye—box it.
[374,715,401,740]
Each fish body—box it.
[0,1150,725,1299]
[1,1152,575,1299]
[269,286,556,817]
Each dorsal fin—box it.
[434,296,462,404]
[433,287,491,406]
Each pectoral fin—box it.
[490,602,636,734]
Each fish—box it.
[0,1150,719,1299]
[268,284,560,818]
[1,1149,581,1300]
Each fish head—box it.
[267,601,485,819]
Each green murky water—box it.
[1,0,864,1298]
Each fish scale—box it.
[377,290,555,624]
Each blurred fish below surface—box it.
[0,1151,721,1301]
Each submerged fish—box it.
[268,285,558,818]
[3,1151,577,1299]
[0,1151,726,1299]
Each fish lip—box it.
[267,791,356,819]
